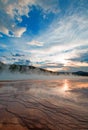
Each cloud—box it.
[0,44,7,48]
[12,53,24,57]
[23,7,88,72]
[1,0,31,18]
[0,26,26,38]
[0,34,3,37]
[0,0,29,36]
[29,13,88,54]
[35,0,59,13]
[68,51,88,63]
[63,66,88,72]
[14,59,31,65]
[0,0,59,37]
[13,27,26,37]
[27,40,44,46]
[28,9,88,64]
[40,63,64,72]
[0,52,31,65]
[40,15,88,48]
[0,26,9,36]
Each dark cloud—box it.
[41,63,64,69]
[65,66,88,72]
[14,59,31,65]
[68,52,88,63]
[11,53,25,57]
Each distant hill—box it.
[72,71,88,76]
[0,62,88,76]
[0,62,55,75]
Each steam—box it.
[0,71,87,81]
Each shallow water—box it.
[0,78,88,130]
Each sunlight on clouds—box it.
[27,40,44,46]
[13,27,26,37]
[27,11,88,71]
[45,67,63,72]
[62,61,88,72]
[66,61,88,67]
[0,26,9,36]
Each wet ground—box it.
[0,78,88,130]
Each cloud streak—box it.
[27,40,44,46]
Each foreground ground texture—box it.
[0,78,88,130]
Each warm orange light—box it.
[63,79,69,92]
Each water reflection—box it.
[54,79,70,97]
[0,78,88,130]
[63,79,69,92]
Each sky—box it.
[0,0,88,72]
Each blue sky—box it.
[0,0,88,72]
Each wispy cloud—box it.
[29,14,87,51]
[26,5,88,71]
[0,44,7,48]
[27,40,44,46]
